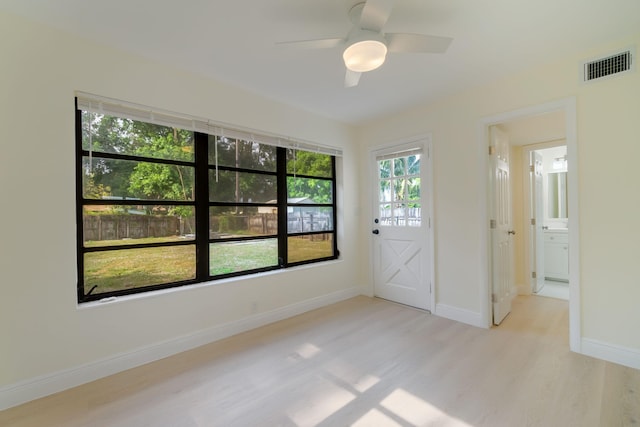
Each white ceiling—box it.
[2,0,639,124]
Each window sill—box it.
[77,258,343,309]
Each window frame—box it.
[75,99,339,303]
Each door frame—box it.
[368,134,435,312]
[521,141,567,295]
[478,97,581,352]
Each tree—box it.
[286,150,333,203]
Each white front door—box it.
[372,144,432,310]
[490,126,514,325]
[531,150,546,293]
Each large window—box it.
[76,97,339,302]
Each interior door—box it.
[490,126,514,325]
[372,146,431,310]
[531,150,546,293]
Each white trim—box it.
[478,98,580,352]
[368,134,435,312]
[0,287,360,411]
[434,303,485,328]
[581,338,640,370]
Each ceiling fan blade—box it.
[386,33,453,54]
[360,0,395,32]
[345,69,362,88]
[276,38,344,50]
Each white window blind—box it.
[375,147,423,162]
[76,92,343,157]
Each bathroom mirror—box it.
[548,172,568,218]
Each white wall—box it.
[0,11,363,407]
[356,34,640,363]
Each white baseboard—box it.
[0,287,361,411]
[435,303,485,328]
[580,338,640,370]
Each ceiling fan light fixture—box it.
[343,39,387,73]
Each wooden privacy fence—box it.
[84,212,333,241]
[83,214,184,241]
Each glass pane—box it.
[83,205,195,247]
[286,149,332,178]
[379,180,391,203]
[394,203,406,226]
[210,239,278,276]
[288,234,334,263]
[82,157,194,201]
[394,179,407,202]
[287,206,333,233]
[379,160,391,179]
[209,170,277,203]
[84,245,196,294]
[408,155,421,175]
[407,204,422,227]
[209,136,277,172]
[408,177,421,201]
[81,112,194,162]
[287,177,333,203]
[210,206,277,238]
[379,204,392,226]
[394,158,406,177]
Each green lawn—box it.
[84,236,333,294]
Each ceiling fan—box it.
[277,0,453,87]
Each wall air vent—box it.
[583,49,634,82]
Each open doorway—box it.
[481,98,581,351]
[524,144,569,301]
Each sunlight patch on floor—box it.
[286,378,355,427]
[380,388,473,427]
[352,408,403,426]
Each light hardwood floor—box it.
[2,295,638,426]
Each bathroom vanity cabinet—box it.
[544,230,569,281]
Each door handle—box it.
[508,230,516,235]
[372,229,380,235]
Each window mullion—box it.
[277,147,287,267]
[75,103,86,301]
[194,132,210,281]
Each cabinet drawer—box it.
[544,231,568,244]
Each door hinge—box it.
[489,146,495,155]
[532,271,537,279]
[531,218,536,226]
[491,293,497,303]
[428,217,431,228]
[430,282,432,294]
[529,164,535,172]
[490,219,497,229]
